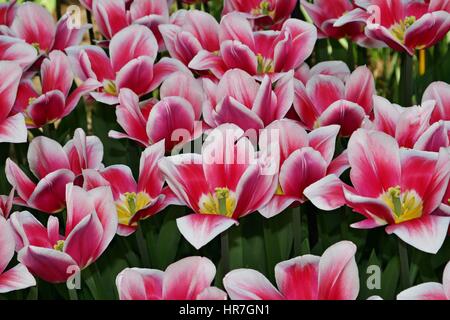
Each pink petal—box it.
[386,215,450,254]
[275,255,320,300]
[317,100,366,136]
[176,214,236,250]
[182,10,220,51]
[0,36,37,69]
[220,40,257,75]
[159,24,202,65]
[304,174,346,211]
[146,97,196,151]
[163,256,217,300]
[218,69,259,109]
[318,241,359,300]
[422,81,450,123]
[41,50,73,97]
[158,154,209,212]
[66,45,114,82]
[0,61,22,122]
[306,75,345,113]
[11,2,56,52]
[28,170,75,214]
[327,150,350,176]
[196,287,228,300]
[0,263,36,294]
[293,79,318,129]
[138,140,165,198]
[219,13,255,49]
[345,66,375,114]
[116,57,155,97]
[53,14,90,51]
[116,268,163,300]
[149,57,191,92]
[5,159,35,203]
[258,195,299,219]
[308,125,340,165]
[252,75,281,126]
[370,95,402,136]
[100,165,137,198]
[348,129,401,197]
[443,261,450,299]
[92,0,128,39]
[397,283,447,300]
[189,50,227,78]
[309,61,351,82]
[27,136,70,179]
[0,113,27,144]
[26,90,66,128]
[223,269,283,300]
[9,211,52,250]
[0,216,14,274]
[17,246,78,283]
[160,72,204,119]
[110,24,157,72]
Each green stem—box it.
[136,225,151,267]
[400,53,414,106]
[293,206,302,256]
[398,240,410,290]
[348,40,356,70]
[85,9,95,45]
[68,288,79,301]
[221,230,230,275]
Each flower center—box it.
[199,188,236,217]
[53,240,65,252]
[257,54,274,74]
[390,16,416,43]
[381,186,423,224]
[103,80,118,95]
[252,1,275,18]
[116,192,152,226]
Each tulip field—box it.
[0,0,449,303]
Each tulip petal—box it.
[317,100,366,136]
[27,136,70,179]
[116,268,163,300]
[0,36,37,69]
[0,263,36,294]
[196,287,227,300]
[0,113,27,144]
[220,40,257,75]
[304,174,346,211]
[5,159,35,203]
[41,50,73,97]
[223,269,283,300]
[397,282,447,300]
[176,214,236,250]
[138,141,165,197]
[92,0,128,39]
[308,125,340,165]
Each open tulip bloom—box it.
[1,0,450,303]
[306,128,450,254]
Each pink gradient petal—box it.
[223,269,283,300]
[116,268,163,300]
[345,66,375,114]
[92,0,128,39]
[176,214,236,250]
[220,40,258,75]
[0,263,36,294]
[5,159,35,203]
[41,50,73,97]
[308,125,340,165]
[0,61,22,121]
[0,113,27,144]
[0,36,37,69]
[138,140,165,197]
[304,174,346,211]
[196,287,228,300]
[116,57,154,97]
[53,14,90,51]
[27,136,70,179]
[317,100,366,136]
[397,283,447,300]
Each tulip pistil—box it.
[390,16,416,43]
[257,54,274,74]
[252,1,275,18]
[103,80,118,95]
[382,186,423,224]
[199,188,236,217]
[53,240,65,252]
[116,192,152,226]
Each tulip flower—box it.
[6,128,104,213]
[293,65,376,136]
[187,12,317,79]
[422,81,450,123]
[363,96,449,151]
[159,10,221,70]
[158,124,278,249]
[334,0,450,55]
[9,2,90,53]
[67,25,188,105]
[202,69,294,132]
[108,74,202,151]
[301,0,377,46]
[0,216,36,293]
[0,189,14,219]
[91,0,169,49]
[9,184,118,283]
[258,120,348,218]
[116,256,227,300]
[0,0,17,27]
[83,140,181,236]
[223,241,359,300]
[13,50,101,128]
[0,36,37,70]
[398,260,450,300]
[305,129,450,254]
[222,0,298,29]
[0,61,27,143]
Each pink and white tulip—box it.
[13,50,101,128]
[158,124,278,249]
[6,128,104,213]
[108,73,201,151]
[422,81,450,123]
[335,0,450,55]
[306,128,450,254]
[0,36,37,70]
[0,61,27,143]
[222,0,298,29]
[187,12,317,79]
[294,64,376,136]
[9,2,90,53]
[9,184,117,283]
[0,216,36,293]
[258,120,348,218]
[0,189,14,219]
[83,140,180,236]
[223,241,359,300]
[202,69,294,132]
[0,0,17,27]
[67,25,188,105]
[116,256,227,300]
[397,260,450,300]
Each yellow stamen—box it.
[103,80,117,95]
[390,16,416,43]
[419,49,426,76]
[116,192,152,226]
[53,240,65,252]
[257,54,274,74]
[199,188,236,217]
[381,186,423,224]
[275,184,284,196]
